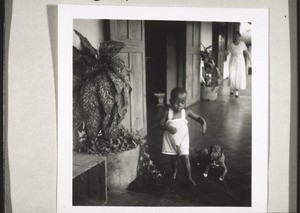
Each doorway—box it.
[212,22,228,78]
[145,21,186,129]
[145,21,167,109]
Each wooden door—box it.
[109,20,147,137]
[185,22,201,107]
[213,23,227,78]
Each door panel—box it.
[193,22,200,47]
[185,55,193,99]
[213,23,227,78]
[185,22,201,106]
[131,52,145,131]
[110,20,147,137]
[117,20,128,39]
[193,55,200,96]
[129,21,143,40]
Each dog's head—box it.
[209,145,224,161]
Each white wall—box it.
[200,22,213,82]
[240,22,252,44]
[5,1,296,212]
[200,22,213,49]
[73,19,106,50]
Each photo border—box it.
[58,5,269,213]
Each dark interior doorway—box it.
[145,21,167,129]
[145,21,167,108]
[145,21,186,129]
[212,22,228,77]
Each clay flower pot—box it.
[201,85,219,101]
[106,144,140,190]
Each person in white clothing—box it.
[159,88,207,185]
[226,31,252,98]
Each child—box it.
[160,87,207,185]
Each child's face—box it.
[170,93,187,112]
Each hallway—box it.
[106,76,252,206]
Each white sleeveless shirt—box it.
[162,108,190,155]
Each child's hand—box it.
[200,122,207,134]
[166,124,177,135]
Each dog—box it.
[196,145,227,181]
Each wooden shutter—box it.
[185,22,201,106]
[109,20,147,137]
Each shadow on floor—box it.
[106,76,252,206]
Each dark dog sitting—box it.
[196,145,227,181]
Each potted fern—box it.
[200,43,222,101]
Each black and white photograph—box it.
[72,19,252,207]
[5,1,297,213]
[58,5,269,213]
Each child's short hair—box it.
[170,87,187,100]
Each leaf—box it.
[104,70,129,120]
[79,81,102,140]
[99,40,126,57]
[205,45,212,50]
[74,30,98,57]
[73,33,135,151]
[82,63,103,80]
[73,90,83,127]
[73,46,95,65]
[107,104,120,133]
[73,75,83,93]
[105,67,125,94]
[94,72,115,114]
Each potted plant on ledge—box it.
[199,43,222,101]
[73,30,163,190]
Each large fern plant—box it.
[73,30,132,149]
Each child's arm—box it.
[159,108,177,135]
[186,110,207,133]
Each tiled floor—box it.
[106,76,252,206]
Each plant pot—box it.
[153,93,165,106]
[201,85,219,101]
[106,145,140,190]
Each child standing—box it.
[160,87,207,185]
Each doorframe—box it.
[212,22,228,79]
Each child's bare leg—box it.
[181,155,196,185]
[170,155,178,179]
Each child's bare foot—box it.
[188,178,196,186]
[171,171,177,179]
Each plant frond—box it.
[82,63,103,80]
[73,31,133,150]
[99,40,126,57]
[79,81,102,140]
[74,29,98,57]
[205,45,212,50]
